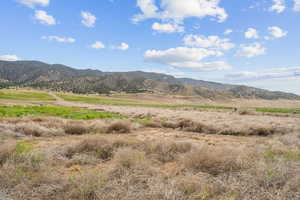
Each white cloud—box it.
[41,36,75,43]
[294,0,300,11]
[183,34,235,51]
[81,11,96,27]
[170,61,232,71]
[0,55,21,61]
[18,0,49,8]
[267,26,288,39]
[152,22,184,33]
[133,0,228,24]
[269,0,285,13]
[90,41,105,49]
[236,43,266,58]
[114,42,129,50]
[224,29,233,35]
[144,47,231,71]
[226,66,300,81]
[143,69,185,77]
[244,28,259,39]
[34,10,56,25]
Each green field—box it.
[0,105,123,120]
[57,93,140,105]
[57,93,234,110]
[0,90,55,102]
[255,107,300,114]
[58,93,300,114]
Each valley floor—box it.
[0,89,299,200]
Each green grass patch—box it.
[58,93,234,110]
[0,105,123,120]
[57,94,139,105]
[15,141,34,156]
[255,107,300,114]
[0,90,55,101]
[264,150,300,162]
[58,93,300,114]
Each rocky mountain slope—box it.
[0,60,299,100]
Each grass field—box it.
[0,90,300,200]
[255,107,300,114]
[0,89,55,102]
[0,105,123,120]
[58,94,235,109]
[58,93,300,114]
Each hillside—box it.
[0,60,299,100]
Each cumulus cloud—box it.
[244,28,259,39]
[269,0,285,13]
[152,22,184,33]
[295,0,300,11]
[114,42,129,50]
[236,43,266,58]
[183,34,235,51]
[90,41,105,49]
[143,69,185,77]
[133,0,228,24]
[226,66,300,81]
[81,11,96,27]
[144,47,231,71]
[267,26,288,39]
[41,36,75,43]
[224,29,233,35]
[0,55,21,61]
[34,10,56,25]
[18,0,49,8]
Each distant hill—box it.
[0,60,299,100]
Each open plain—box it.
[0,89,299,200]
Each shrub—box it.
[145,141,192,163]
[63,121,91,135]
[113,147,146,169]
[0,140,17,165]
[66,138,114,160]
[238,109,256,115]
[69,170,105,200]
[182,145,253,175]
[105,120,131,134]
[15,122,65,137]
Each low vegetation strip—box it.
[0,90,55,101]
[57,94,140,105]
[58,93,300,114]
[0,106,123,120]
[255,107,300,114]
[58,93,235,109]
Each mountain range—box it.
[0,60,299,100]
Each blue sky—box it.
[1,0,300,94]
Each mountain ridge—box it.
[0,60,299,100]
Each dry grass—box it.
[160,118,285,136]
[0,111,299,199]
[144,141,192,163]
[105,120,131,134]
[65,138,115,161]
[113,147,146,169]
[0,132,299,200]
[0,140,17,165]
[182,144,255,175]
[0,117,134,138]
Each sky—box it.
[1,0,300,94]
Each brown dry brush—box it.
[159,118,287,136]
[0,133,300,200]
[0,117,134,138]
